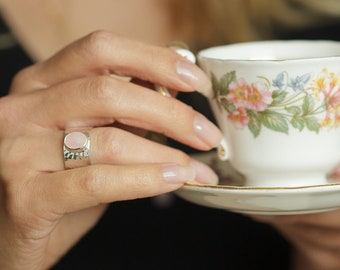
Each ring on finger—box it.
[63,130,91,169]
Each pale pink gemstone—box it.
[64,132,88,150]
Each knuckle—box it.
[79,166,104,199]
[81,76,116,103]
[96,129,122,160]
[9,67,33,92]
[81,30,115,58]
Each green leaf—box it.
[261,110,289,134]
[291,116,305,131]
[219,71,236,96]
[247,110,262,138]
[272,90,288,105]
[220,98,236,113]
[285,106,302,115]
[302,94,315,115]
[304,117,320,133]
[211,73,220,99]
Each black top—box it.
[0,17,31,96]
[2,16,340,270]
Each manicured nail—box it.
[176,60,212,96]
[194,114,223,148]
[175,48,196,64]
[162,164,196,184]
[190,159,218,185]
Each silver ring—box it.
[63,131,90,169]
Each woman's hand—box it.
[254,210,340,270]
[0,31,222,270]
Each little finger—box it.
[37,163,195,214]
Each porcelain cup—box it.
[198,40,340,187]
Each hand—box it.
[0,31,222,269]
[254,210,340,270]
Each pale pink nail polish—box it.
[176,60,212,95]
[194,114,223,148]
[190,159,218,185]
[162,164,196,184]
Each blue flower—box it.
[288,73,311,91]
[272,72,285,89]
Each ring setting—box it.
[64,131,90,168]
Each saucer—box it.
[175,152,340,215]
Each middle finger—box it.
[32,76,222,151]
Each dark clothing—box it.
[0,18,31,96]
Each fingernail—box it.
[176,60,212,95]
[190,159,218,185]
[194,114,223,148]
[162,164,196,184]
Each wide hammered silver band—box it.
[63,131,90,169]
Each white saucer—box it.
[175,152,340,215]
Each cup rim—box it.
[197,40,340,62]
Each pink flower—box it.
[227,79,272,112]
[228,107,249,128]
[330,89,340,108]
[245,82,273,111]
[227,78,251,108]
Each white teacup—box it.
[198,40,340,187]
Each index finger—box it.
[12,31,211,95]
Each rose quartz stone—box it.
[64,132,88,150]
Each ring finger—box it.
[90,127,217,184]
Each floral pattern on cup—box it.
[211,68,340,138]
